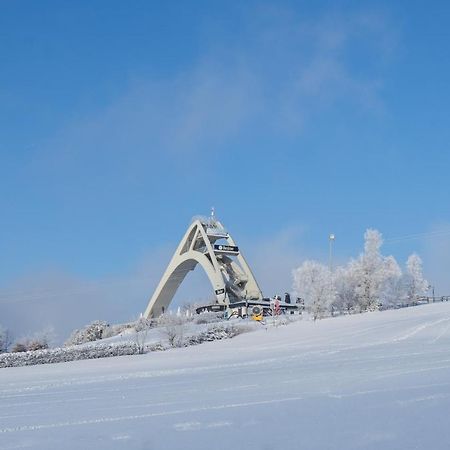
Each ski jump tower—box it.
[143,211,263,318]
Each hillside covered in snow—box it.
[1,303,450,449]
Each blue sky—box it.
[1,1,450,339]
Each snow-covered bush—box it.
[0,318,253,368]
[194,311,224,324]
[11,342,28,353]
[11,327,54,353]
[27,339,49,351]
[184,323,249,346]
[157,314,186,348]
[65,320,109,346]
[0,341,139,368]
[179,303,198,320]
[102,321,136,339]
[133,317,154,354]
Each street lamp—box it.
[329,233,335,272]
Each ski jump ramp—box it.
[143,213,263,318]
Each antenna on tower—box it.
[209,206,216,227]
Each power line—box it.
[385,228,450,244]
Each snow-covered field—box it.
[2,303,450,450]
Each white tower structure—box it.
[143,212,263,318]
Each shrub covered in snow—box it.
[157,314,187,348]
[193,311,224,325]
[102,321,137,339]
[65,320,110,346]
[0,341,139,368]
[133,317,155,354]
[0,317,253,369]
[11,328,53,353]
[11,342,28,353]
[184,323,249,346]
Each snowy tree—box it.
[292,229,428,317]
[0,326,12,353]
[292,261,334,320]
[332,263,360,314]
[353,229,385,311]
[350,229,402,311]
[404,254,429,304]
[331,230,403,312]
[379,256,403,309]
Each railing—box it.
[418,296,450,303]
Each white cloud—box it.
[27,6,396,175]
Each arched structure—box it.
[143,213,263,318]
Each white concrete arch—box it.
[143,216,263,318]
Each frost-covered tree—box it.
[332,263,360,314]
[0,326,12,353]
[353,229,385,311]
[351,229,402,311]
[379,255,403,308]
[292,261,334,320]
[293,229,428,316]
[331,230,403,312]
[404,253,429,304]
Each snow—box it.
[2,303,450,449]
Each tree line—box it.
[292,229,429,320]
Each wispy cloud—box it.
[27,6,396,172]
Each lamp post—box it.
[329,233,335,272]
